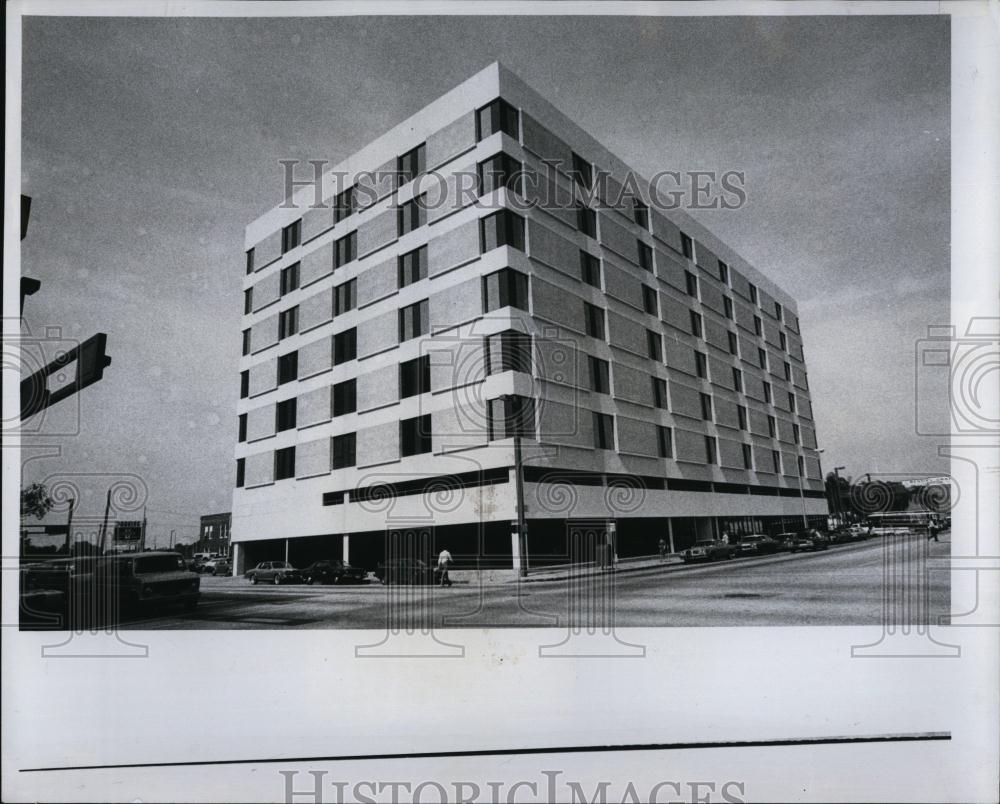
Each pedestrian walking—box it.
[437,547,453,587]
[658,538,667,560]
[927,521,940,542]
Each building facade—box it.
[231,63,827,575]
[196,512,231,557]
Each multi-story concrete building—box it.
[231,63,827,575]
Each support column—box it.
[342,534,350,564]
[510,520,523,573]
[231,543,240,576]
[666,519,675,553]
[284,538,290,563]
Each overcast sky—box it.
[19,14,949,546]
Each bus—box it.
[865,511,941,534]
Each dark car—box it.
[681,539,736,563]
[208,558,232,576]
[301,560,367,585]
[789,529,830,552]
[374,558,435,585]
[736,535,781,555]
[245,561,304,585]
[91,552,200,612]
[775,533,799,551]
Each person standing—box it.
[437,547,453,587]
[658,538,667,560]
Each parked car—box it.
[736,535,781,555]
[374,558,435,585]
[301,560,367,585]
[789,529,830,552]
[681,540,736,563]
[245,561,303,585]
[775,533,799,551]
[207,557,232,576]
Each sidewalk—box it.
[517,553,685,583]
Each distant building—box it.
[196,512,231,556]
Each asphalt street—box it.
[124,531,949,629]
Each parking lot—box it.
[112,530,951,629]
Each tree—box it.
[21,482,54,520]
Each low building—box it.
[196,512,231,556]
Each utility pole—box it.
[97,488,111,554]
[797,456,809,529]
[833,466,846,524]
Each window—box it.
[335,232,357,268]
[280,263,300,295]
[476,98,519,141]
[774,301,783,320]
[397,143,426,185]
[653,377,668,409]
[685,270,698,298]
[580,252,601,288]
[486,331,532,375]
[246,249,255,275]
[398,196,426,236]
[793,423,800,444]
[690,310,703,338]
[332,433,356,469]
[727,331,739,356]
[571,152,593,189]
[593,412,614,450]
[634,199,649,229]
[723,296,734,320]
[797,455,805,477]
[242,329,251,356]
[783,361,791,380]
[737,404,748,431]
[705,435,717,465]
[753,315,762,336]
[742,443,753,470]
[236,458,245,488]
[281,220,301,253]
[399,355,431,399]
[333,378,357,416]
[642,285,658,315]
[779,331,787,351]
[276,398,297,432]
[576,204,597,238]
[480,209,526,252]
[700,392,713,421]
[278,306,299,339]
[788,392,797,412]
[588,357,610,393]
[767,415,776,437]
[240,370,249,399]
[732,367,743,392]
[478,153,522,196]
[718,260,729,285]
[400,414,432,457]
[584,302,605,339]
[763,381,772,403]
[244,287,253,314]
[680,232,694,260]
[334,279,356,315]
[488,395,535,440]
[274,446,296,480]
[334,185,356,224]
[637,242,653,271]
[333,328,357,364]
[399,299,429,342]
[695,351,708,379]
[647,329,663,361]
[771,450,781,474]
[277,351,298,384]
[758,347,768,370]
[657,426,673,458]
[483,268,529,312]
[749,283,759,304]
[238,413,247,443]
[398,246,427,288]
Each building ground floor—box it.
[232,512,828,576]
